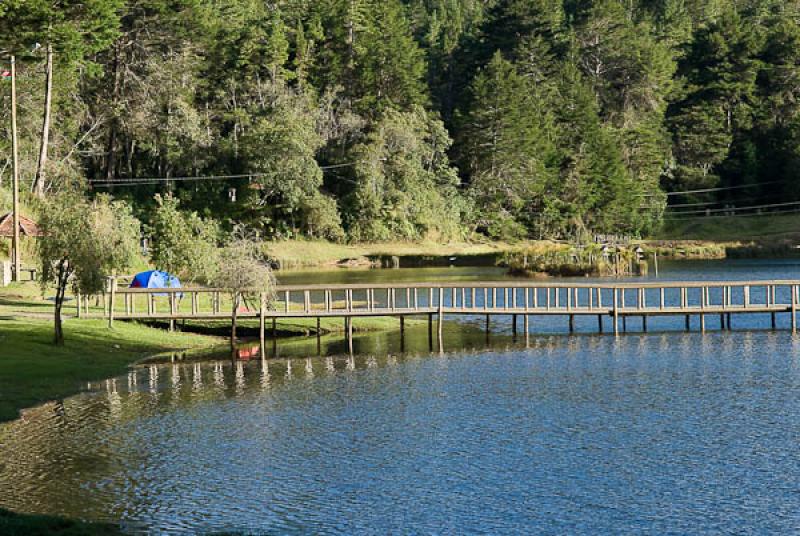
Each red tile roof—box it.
[0,212,42,237]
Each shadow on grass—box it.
[0,508,122,536]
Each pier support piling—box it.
[428,313,433,350]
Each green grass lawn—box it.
[0,508,123,536]
[658,213,800,241]
[0,283,420,423]
[0,317,224,423]
[265,237,526,268]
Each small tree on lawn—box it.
[147,194,221,283]
[213,226,276,349]
[38,193,141,345]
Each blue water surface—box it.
[2,259,800,534]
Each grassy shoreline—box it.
[0,317,224,424]
[0,283,421,425]
[267,220,800,270]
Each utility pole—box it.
[10,55,20,282]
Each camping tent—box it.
[129,270,182,297]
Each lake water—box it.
[3,259,800,534]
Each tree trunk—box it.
[105,41,122,182]
[53,260,68,346]
[33,42,54,197]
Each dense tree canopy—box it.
[3,0,800,241]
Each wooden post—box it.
[524,314,529,334]
[512,314,517,337]
[613,288,619,336]
[10,56,21,282]
[259,292,266,353]
[569,314,574,333]
[653,251,659,277]
[169,292,176,332]
[438,287,444,344]
[598,315,603,333]
[642,315,648,333]
[108,277,116,328]
[700,287,705,332]
[400,315,405,335]
[792,285,797,334]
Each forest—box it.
[1,0,799,243]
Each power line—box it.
[642,181,782,198]
[88,162,361,187]
[668,197,765,209]
[664,209,800,221]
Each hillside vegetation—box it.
[1,1,798,245]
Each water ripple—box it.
[2,333,800,533]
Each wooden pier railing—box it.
[76,280,800,344]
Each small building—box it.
[0,212,42,238]
[0,212,43,285]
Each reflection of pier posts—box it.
[316,317,321,355]
[271,317,277,357]
[346,317,354,354]
[399,316,405,353]
[259,292,266,358]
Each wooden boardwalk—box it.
[79,280,800,348]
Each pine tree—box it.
[351,0,428,114]
[667,7,760,189]
[460,52,559,238]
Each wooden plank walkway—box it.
[76,280,800,348]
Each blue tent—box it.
[129,270,182,297]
